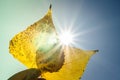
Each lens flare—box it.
[59,31,74,46]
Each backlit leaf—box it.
[9,5,98,80]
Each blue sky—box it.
[0,0,120,80]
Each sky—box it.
[0,0,120,80]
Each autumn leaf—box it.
[9,5,98,80]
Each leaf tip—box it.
[49,4,52,10]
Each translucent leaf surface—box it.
[9,7,62,69]
[9,5,98,80]
[42,47,98,80]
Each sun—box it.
[59,31,74,46]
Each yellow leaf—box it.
[42,47,98,80]
[9,5,98,80]
[9,5,62,69]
